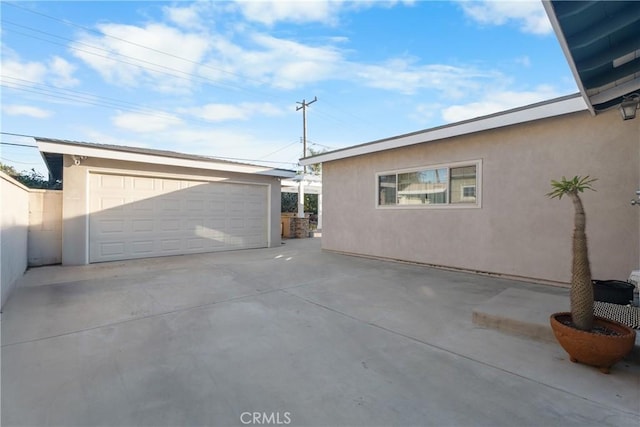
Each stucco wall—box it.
[28,190,63,266]
[322,108,640,285]
[1,172,29,308]
[62,156,283,265]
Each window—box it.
[376,161,479,207]
[378,174,397,206]
[397,168,448,205]
[462,186,476,198]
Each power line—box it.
[0,156,42,165]
[3,2,263,88]
[1,5,294,105]
[3,76,153,111]
[0,141,37,148]
[0,132,37,139]
[1,82,194,125]
[1,77,246,129]
[2,22,239,91]
[2,21,301,126]
[0,132,297,168]
[307,140,335,150]
[2,1,395,156]
[2,2,391,140]
[258,141,300,160]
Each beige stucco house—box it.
[300,94,640,285]
[299,1,640,286]
[37,138,295,265]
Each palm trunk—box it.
[569,192,594,331]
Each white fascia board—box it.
[37,140,296,178]
[300,95,588,165]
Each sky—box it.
[0,0,579,176]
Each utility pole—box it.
[296,96,317,174]
[295,96,317,219]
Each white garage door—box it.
[89,173,268,263]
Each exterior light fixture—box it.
[619,93,640,120]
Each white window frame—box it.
[375,159,482,209]
[461,184,476,200]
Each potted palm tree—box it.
[547,176,636,374]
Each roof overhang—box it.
[301,94,587,165]
[543,0,640,114]
[36,138,296,181]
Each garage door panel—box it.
[131,198,155,212]
[132,219,154,232]
[160,219,181,232]
[160,239,182,252]
[89,174,268,262]
[98,219,126,234]
[159,198,181,213]
[160,179,182,191]
[131,240,154,254]
[207,204,226,216]
[100,197,127,211]
[187,237,206,250]
[98,242,126,257]
[186,199,205,213]
[100,175,126,189]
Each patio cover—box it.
[544,0,640,114]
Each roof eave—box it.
[36,138,296,179]
[301,93,587,165]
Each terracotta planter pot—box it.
[550,312,636,374]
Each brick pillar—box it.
[293,217,309,238]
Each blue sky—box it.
[0,0,578,175]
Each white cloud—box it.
[183,102,284,122]
[441,86,560,123]
[162,1,222,31]
[0,50,79,88]
[457,0,552,35]
[163,4,204,29]
[235,0,415,26]
[201,32,344,89]
[71,23,211,92]
[354,57,501,97]
[515,55,532,68]
[66,2,503,98]
[0,57,47,86]
[49,56,80,87]
[112,111,183,133]
[2,104,52,118]
[410,103,441,125]
[236,0,339,26]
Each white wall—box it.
[28,190,63,266]
[1,172,29,309]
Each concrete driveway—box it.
[2,238,638,426]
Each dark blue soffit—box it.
[545,1,640,112]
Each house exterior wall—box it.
[61,156,283,265]
[28,190,62,267]
[1,172,29,308]
[322,108,640,285]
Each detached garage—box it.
[37,138,295,265]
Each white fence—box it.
[1,171,62,309]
